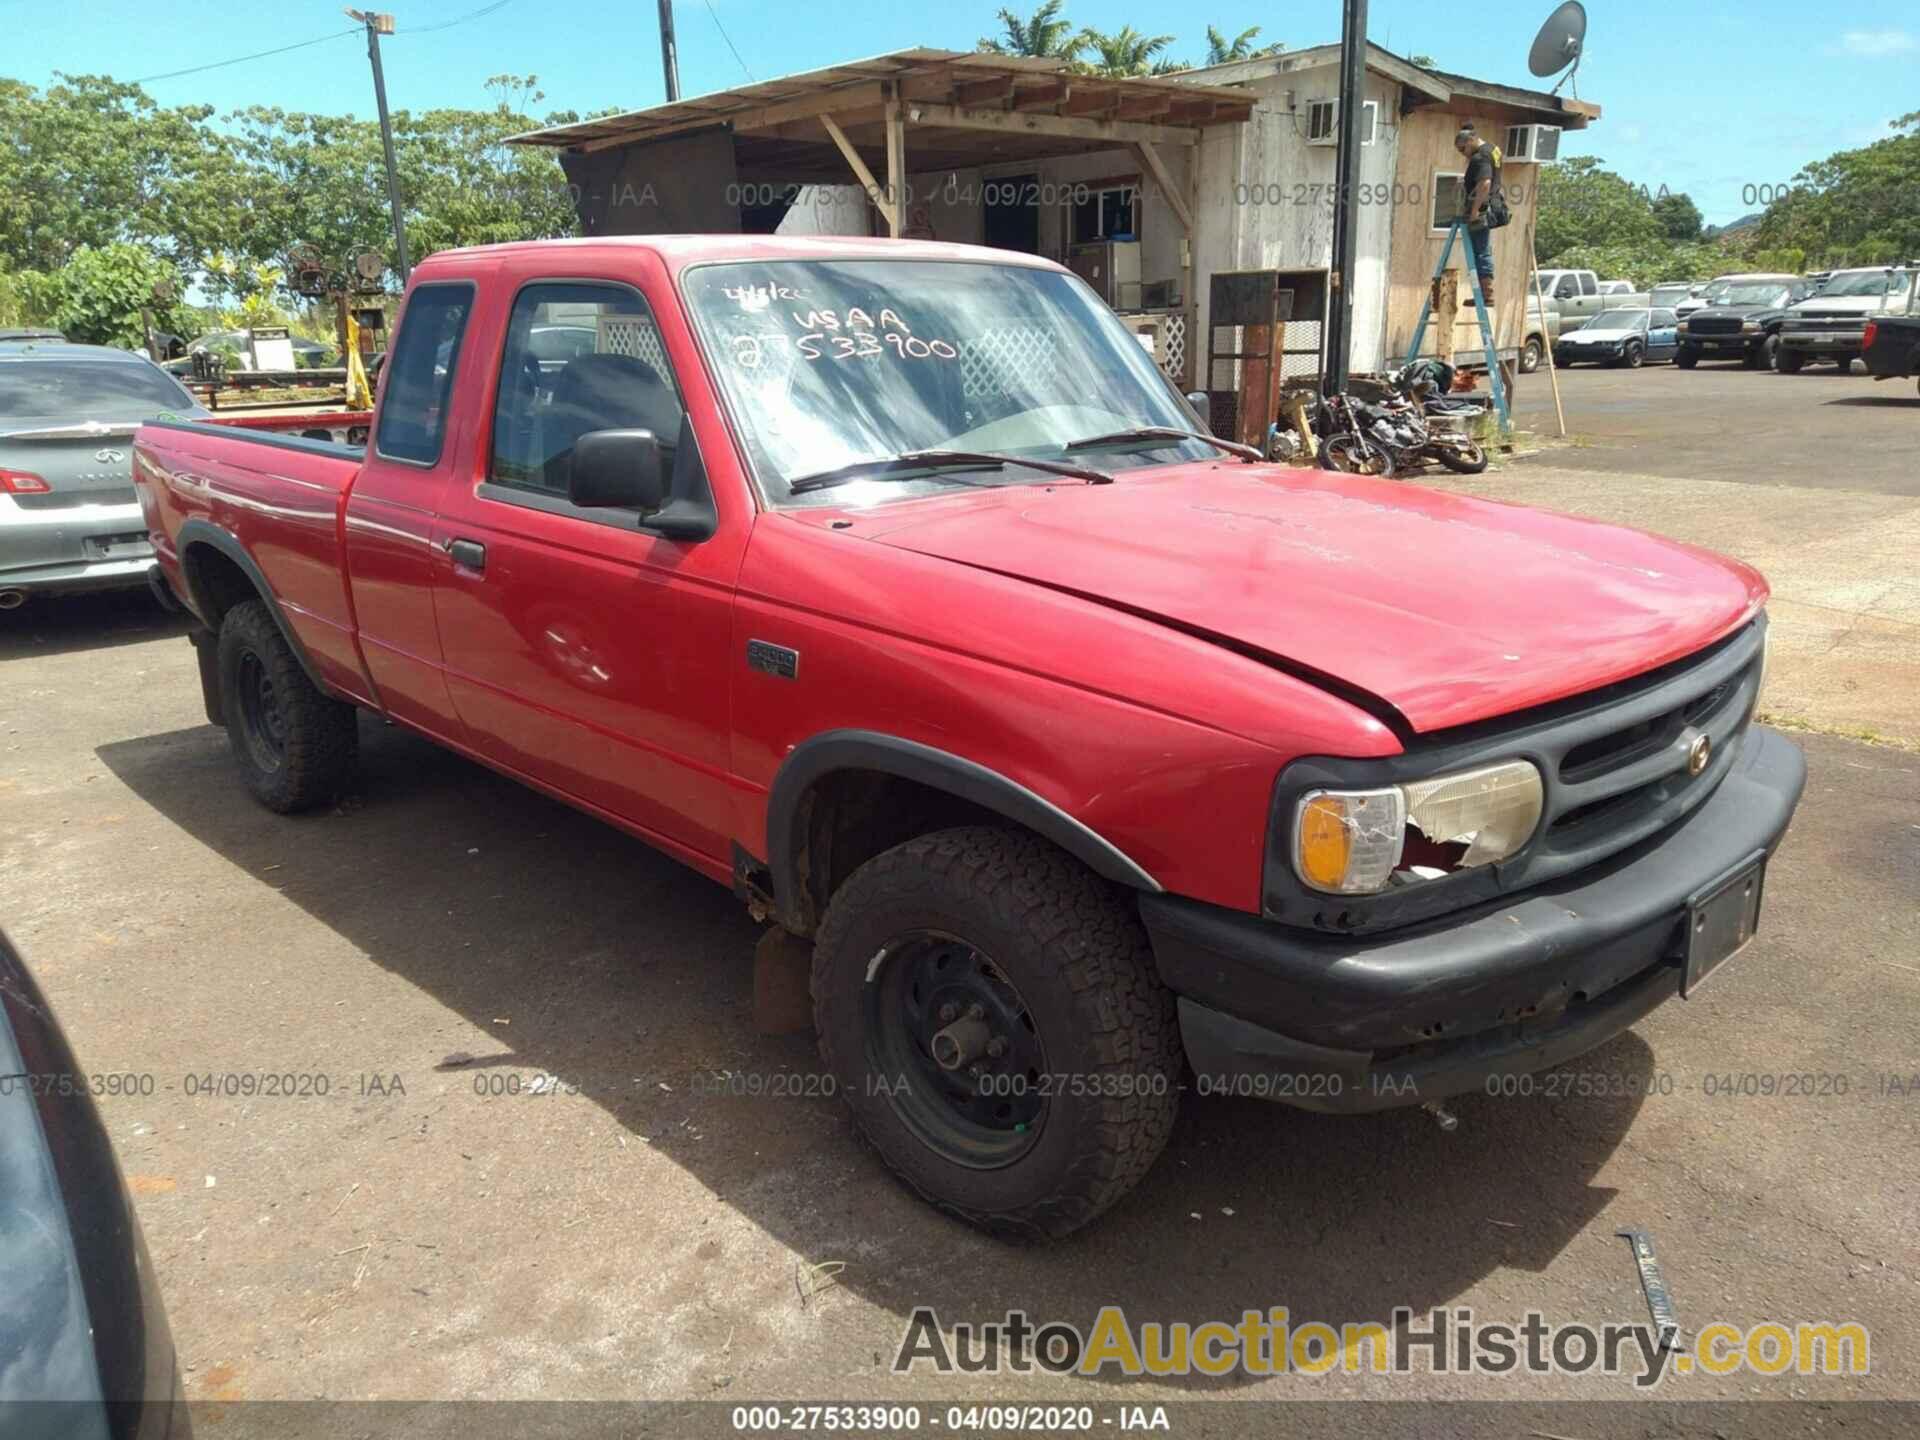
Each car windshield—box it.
[0,358,195,422]
[1592,310,1651,330]
[683,259,1208,508]
[1820,270,1900,297]
[1649,285,1692,305]
[1722,282,1790,305]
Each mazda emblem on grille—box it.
[1687,733,1713,776]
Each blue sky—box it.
[6,0,1915,224]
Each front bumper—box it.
[0,497,154,594]
[1681,332,1757,351]
[1142,726,1805,1113]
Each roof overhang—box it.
[510,48,1257,180]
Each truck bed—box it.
[137,418,376,706]
[1864,315,1920,380]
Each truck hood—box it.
[842,466,1766,734]
[1790,297,1887,318]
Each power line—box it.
[409,0,515,35]
[703,0,754,81]
[131,29,359,85]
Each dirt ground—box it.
[2,364,1916,1434]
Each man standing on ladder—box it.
[1454,125,1506,290]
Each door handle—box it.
[445,537,487,572]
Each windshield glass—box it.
[1721,282,1790,305]
[0,357,195,421]
[1649,285,1693,305]
[1820,270,1900,297]
[1591,310,1651,330]
[683,259,1207,507]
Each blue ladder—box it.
[1402,219,1510,432]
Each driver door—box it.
[429,270,743,861]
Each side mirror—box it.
[569,428,664,512]
[1183,391,1213,435]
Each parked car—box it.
[1597,279,1637,296]
[1535,268,1648,320]
[1674,278,1816,369]
[1777,265,1916,373]
[136,236,1805,1238]
[0,929,191,1436]
[1673,273,1798,321]
[1,341,209,607]
[1861,271,1920,394]
[1553,307,1680,367]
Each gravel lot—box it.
[1,365,1915,1434]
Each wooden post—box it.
[884,86,905,239]
[1526,225,1567,438]
[1237,320,1284,450]
[1431,270,1459,365]
[820,113,896,233]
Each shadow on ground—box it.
[1,588,188,661]
[99,718,1650,1393]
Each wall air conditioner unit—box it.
[1305,99,1378,147]
[1505,123,1562,163]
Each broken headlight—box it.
[1292,761,1544,895]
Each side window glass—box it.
[374,284,473,465]
[1555,276,1578,299]
[490,281,685,499]
[1579,273,1598,296]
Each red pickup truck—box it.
[135,236,1805,1238]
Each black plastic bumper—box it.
[1142,726,1806,1113]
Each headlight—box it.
[1742,320,1762,333]
[1293,761,1544,895]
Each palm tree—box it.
[977,2,1085,62]
[1204,24,1284,64]
[1077,25,1177,77]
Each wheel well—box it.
[182,541,258,628]
[790,770,1006,934]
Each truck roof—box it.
[413,234,1070,277]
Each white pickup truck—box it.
[1777,265,1917,373]
[1536,269,1649,321]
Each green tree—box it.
[33,243,189,348]
[1204,25,1282,63]
[1751,120,1920,267]
[1650,191,1704,243]
[1078,25,1178,77]
[977,1,1084,61]
[1534,156,1662,262]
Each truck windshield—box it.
[1821,270,1900,297]
[683,259,1209,507]
[1721,283,1790,305]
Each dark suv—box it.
[1673,279,1814,370]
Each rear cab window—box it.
[375,284,475,465]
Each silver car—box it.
[0,341,208,606]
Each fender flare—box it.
[765,730,1162,927]
[175,518,330,695]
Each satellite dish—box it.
[1528,0,1587,96]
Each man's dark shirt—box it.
[1462,142,1499,227]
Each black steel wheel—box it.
[217,599,358,813]
[812,826,1181,1239]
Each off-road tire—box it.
[1674,346,1700,369]
[812,826,1182,1240]
[1776,348,1806,374]
[218,599,358,813]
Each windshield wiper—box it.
[787,449,1113,496]
[1061,426,1263,463]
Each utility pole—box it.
[657,0,681,101]
[346,9,412,283]
[1322,0,1367,395]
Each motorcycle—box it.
[1313,366,1490,478]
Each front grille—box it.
[1262,619,1767,932]
[1688,317,1744,336]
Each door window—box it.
[374,284,474,465]
[1579,274,1598,296]
[489,282,685,499]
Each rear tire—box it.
[217,599,358,813]
[1519,337,1543,374]
[1834,354,1857,373]
[811,827,1182,1240]
[1776,348,1806,374]
[1434,438,1489,474]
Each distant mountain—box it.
[1705,212,1764,238]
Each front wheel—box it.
[1776,348,1806,374]
[1675,346,1700,369]
[1433,438,1489,474]
[217,599,359,812]
[1519,337,1543,374]
[811,827,1183,1239]
[1319,433,1397,478]
[1622,341,1646,369]
[1745,335,1777,370]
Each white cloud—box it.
[1837,29,1915,57]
